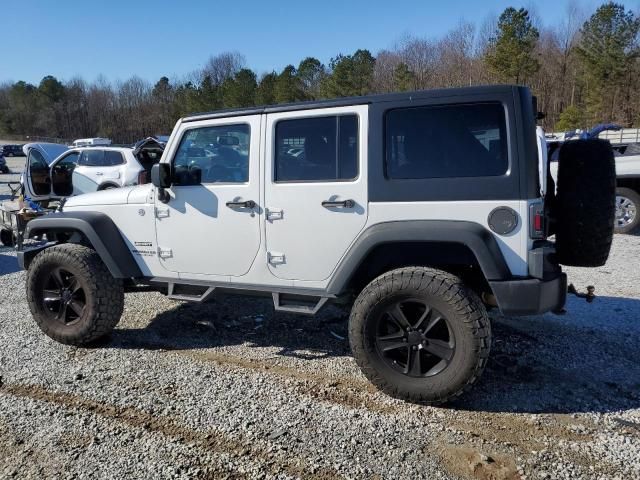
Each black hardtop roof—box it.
[181,84,525,123]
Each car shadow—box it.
[104,295,351,361]
[103,293,640,415]
[455,295,640,414]
[0,251,20,276]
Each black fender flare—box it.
[21,211,142,278]
[326,220,512,295]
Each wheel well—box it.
[98,182,119,190]
[617,177,640,193]
[344,241,490,297]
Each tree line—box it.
[0,2,638,144]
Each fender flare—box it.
[23,211,142,278]
[326,220,512,295]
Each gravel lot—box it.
[0,153,639,479]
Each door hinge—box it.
[155,207,170,218]
[267,251,285,265]
[158,247,173,259]
[266,208,283,221]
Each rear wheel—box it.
[26,244,124,345]
[614,187,640,234]
[349,267,491,404]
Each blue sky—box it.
[0,0,616,85]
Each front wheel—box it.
[26,243,124,345]
[349,267,491,404]
[615,187,640,234]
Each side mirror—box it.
[151,163,171,188]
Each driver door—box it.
[154,115,262,277]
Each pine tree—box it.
[575,2,640,124]
[485,8,540,84]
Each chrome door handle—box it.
[322,199,355,208]
[226,200,256,209]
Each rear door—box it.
[75,150,123,192]
[264,105,368,281]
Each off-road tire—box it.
[26,243,124,345]
[614,187,640,234]
[555,139,615,267]
[349,267,491,404]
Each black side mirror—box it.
[151,163,172,188]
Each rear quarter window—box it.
[385,102,508,179]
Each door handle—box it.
[322,199,355,208]
[226,200,256,209]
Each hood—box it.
[64,186,139,207]
[23,142,69,164]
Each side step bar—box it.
[272,293,329,315]
[162,280,331,315]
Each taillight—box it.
[138,170,148,184]
[530,203,546,239]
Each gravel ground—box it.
[0,152,24,201]
[0,225,639,478]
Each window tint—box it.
[105,151,125,166]
[173,124,250,184]
[79,150,108,167]
[275,115,358,182]
[385,103,508,179]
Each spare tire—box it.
[555,139,615,267]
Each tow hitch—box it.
[553,284,595,315]
[568,283,596,303]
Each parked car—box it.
[548,126,640,234]
[72,138,112,148]
[0,153,8,173]
[17,85,615,404]
[21,138,163,203]
[2,144,25,157]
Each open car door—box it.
[22,143,70,202]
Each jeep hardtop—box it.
[18,85,616,404]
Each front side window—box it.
[173,124,250,185]
[275,115,358,182]
[79,150,108,167]
[385,103,508,179]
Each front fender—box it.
[23,211,142,278]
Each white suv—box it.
[18,86,616,404]
[22,141,163,203]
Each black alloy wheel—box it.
[40,266,87,325]
[374,299,455,378]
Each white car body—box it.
[63,104,537,287]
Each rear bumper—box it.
[490,272,567,316]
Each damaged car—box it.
[21,138,165,204]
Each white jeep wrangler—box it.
[18,86,616,404]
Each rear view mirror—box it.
[151,163,171,188]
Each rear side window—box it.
[105,151,125,166]
[385,103,508,179]
[275,115,358,182]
